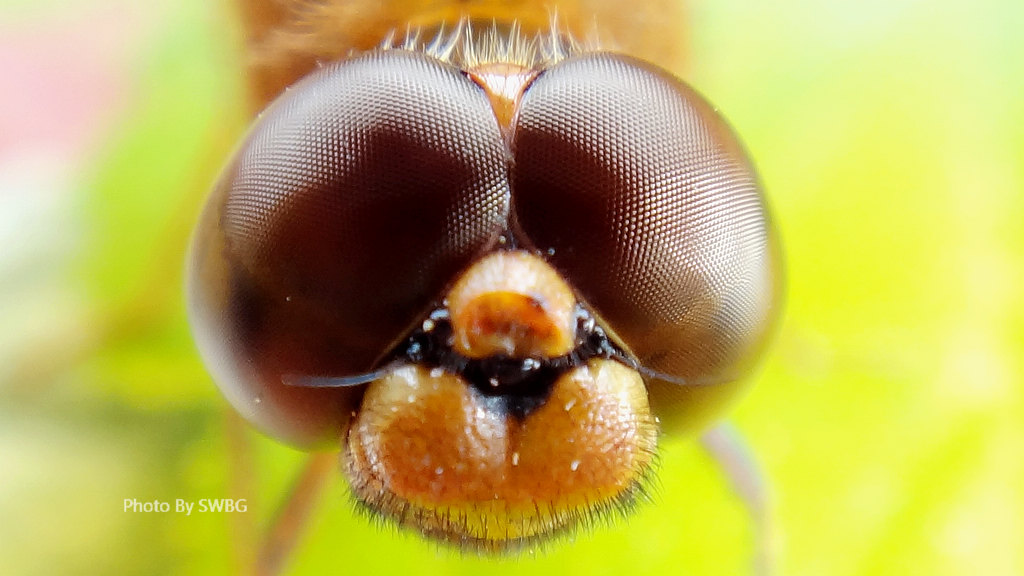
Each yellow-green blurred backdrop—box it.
[1,0,1021,574]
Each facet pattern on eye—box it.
[512,53,778,384]
[188,49,511,446]
[219,49,510,352]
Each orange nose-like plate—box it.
[345,360,657,550]
[448,250,577,359]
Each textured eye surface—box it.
[512,53,779,430]
[188,50,509,446]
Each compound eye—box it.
[189,50,509,446]
[512,53,779,427]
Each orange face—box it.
[189,0,779,552]
[346,252,658,547]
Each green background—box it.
[1,0,1022,574]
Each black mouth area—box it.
[388,304,632,419]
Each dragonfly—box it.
[188,0,781,573]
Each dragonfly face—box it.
[188,7,779,552]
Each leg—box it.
[226,410,258,574]
[700,422,775,576]
[255,451,337,576]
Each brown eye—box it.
[511,53,780,431]
[188,50,509,446]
